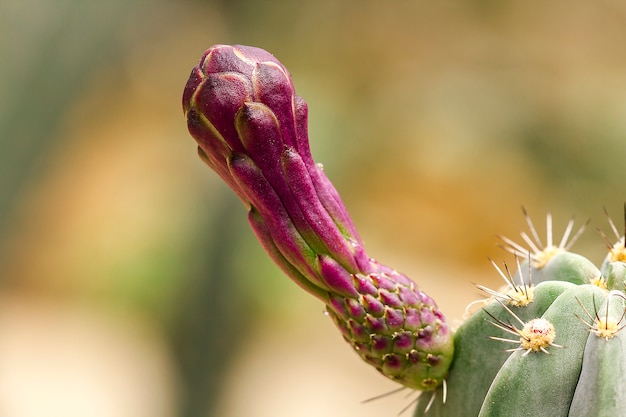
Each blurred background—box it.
[1,0,625,416]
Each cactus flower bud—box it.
[182,44,454,391]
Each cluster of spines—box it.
[483,207,626,353]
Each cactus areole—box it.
[183,44,626,417]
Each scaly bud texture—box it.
[182,45,453,391]
[183,44,626,416]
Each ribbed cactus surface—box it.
[414,213,626,417]
[182,44,626,417]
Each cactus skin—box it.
[183,44,626,416]
[413,215,626,417]
[182,44,453,391]
[569,292,626,416]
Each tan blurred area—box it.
[1,1,625,416]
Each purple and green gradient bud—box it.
[182,44,453,390]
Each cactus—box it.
[415,209,626,416]
[182,44,626,416]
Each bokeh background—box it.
[1,1,625,416]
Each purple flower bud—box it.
[183,44,453,391]
[183,44,368,281]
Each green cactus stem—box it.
[414,212,626,417]
[183,44,453,391]
[569,291,626,416]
